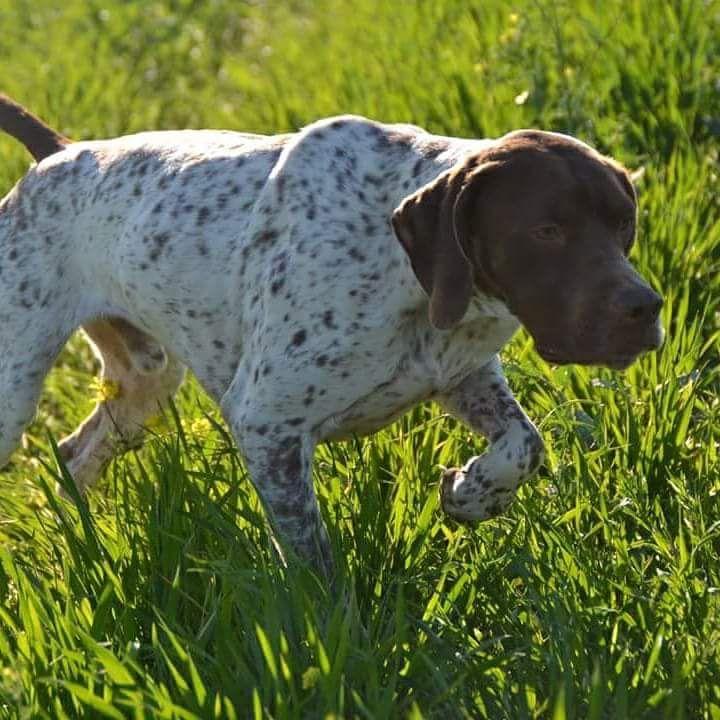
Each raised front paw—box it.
[439,431,544,524]
[440,459,518,523]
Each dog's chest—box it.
[315,309,518,440]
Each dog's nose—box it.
[618,286,663,324]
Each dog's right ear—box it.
[392,161,482,330]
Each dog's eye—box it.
[618,217,635,253]
[532,224,563,245]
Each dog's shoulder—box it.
[269,115,430,187]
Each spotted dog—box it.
[0,95,663,577]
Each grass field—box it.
[1,0,719,717]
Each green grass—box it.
[0,0,719,717]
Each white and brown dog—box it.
[0,95,663,576]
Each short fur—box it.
[0,96,663,577]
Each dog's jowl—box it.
[0,95,663,578]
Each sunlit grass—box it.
[0,0,718,717]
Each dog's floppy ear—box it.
[392,161,487,330]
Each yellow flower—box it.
[90,377,121,402]
[189,417,212,436]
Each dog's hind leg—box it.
[57,318,185,497]
[0,322,70,470]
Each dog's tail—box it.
[0,94,69,162]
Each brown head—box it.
[392,130,664,369]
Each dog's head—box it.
[392,130,664,369]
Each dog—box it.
[0,95,663,577]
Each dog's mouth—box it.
[534,317,665,370]
[535,344,656,370]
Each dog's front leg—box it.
[221,393,333,580]
[435,356,545,523]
